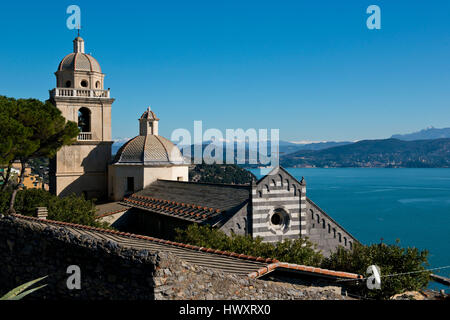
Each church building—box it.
[50,37,358,257]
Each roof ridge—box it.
[156,179,252,189]
[153,135,170,162]
[248,262,362,280]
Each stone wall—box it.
[305,199,358,257]
[0,215,157,299]
[0,215,344,300]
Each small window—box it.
[65,80,71,87]
[126,177,134,192]
[95,81,101,88]
[81,80,88,87]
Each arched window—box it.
[310,209,314,219]
[279,174,283,187]
[316,214,320,223]
[80,80,88,87]
[328,224,331,233]
[78,107,91,132]
[95,81,101,88]
[338,233,342,242]
[65,80,71,88]
[344,237,347,246]
[285,180,290,190]
[292,184,297,196]
[322,219,326,228]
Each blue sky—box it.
[1,0,449,142]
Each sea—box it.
[250,168,450,291]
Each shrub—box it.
[321,241,430,299]
[0,189,107,228]
[175,224,323,267]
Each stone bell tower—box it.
[49,36,114,200]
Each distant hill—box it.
[282,141,352,153]
[391,127,450,141]
[280,138,450,168]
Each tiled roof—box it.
[11,214,362,280]
[122,195,222,223]
[112,135,185,165]
[123,180,251,224]
[248,263,362,280]
[12,214,270,276]
[58,52,101,73]
[95,202,130,218]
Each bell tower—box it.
[49,36,114,200]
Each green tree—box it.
[0,188,108,228]
[0,96,32,191]
[0,96,79,214]
[321,241,430,299]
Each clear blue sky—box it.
[1,0,449,142]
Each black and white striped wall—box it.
[250,167,306,243]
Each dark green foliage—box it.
[0,95,79,213]
[175,224,323,267]
[0,189,107,228]
[321,241,430,299]
[189,163,256,184]
[176,225,431,299]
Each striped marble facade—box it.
[251,167,306,243]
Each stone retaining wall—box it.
[0,216,344,300]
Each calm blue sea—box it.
[250,168,450,291]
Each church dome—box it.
[58,53,102,72]
[113,135,186,165]
[57,37,102,73]
[140,108,159,121]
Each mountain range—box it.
[112,126,450,168]
[280,138,450,168]
[391,126,450,141]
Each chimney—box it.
[35,207,48,220]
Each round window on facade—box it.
[81,80,88,87]
[270,208,289,230]
[65,80,71,88]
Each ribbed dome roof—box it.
[57,37,102,73]
[140,108,159,121]
[58,52,102,72]
[113,135,186,165]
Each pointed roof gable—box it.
[255,166,306,187]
